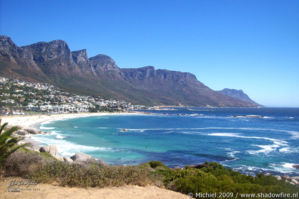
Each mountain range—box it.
[0,36,258,107]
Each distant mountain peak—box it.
[89,54,119,72]
[218,88,258,105]
[0,35,13,43]
[0,35,18,52]
[72,49,88,64]
[141,66,155,70]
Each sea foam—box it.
[31,134,114,157]
[207,132,288,155]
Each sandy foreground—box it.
[0,177,190,199]
[0,112,143,128]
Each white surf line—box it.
[207,132,288,155]
[119,127,299,139]
[30,133,116,157]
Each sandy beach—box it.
[0,112,142,129]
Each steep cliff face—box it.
[0,36,47,81]
[21,40,85,78]
[121,66,255,107]
[89,54,123,79]
[218,88,258,105]
[72,49,88,65]
[0,36,258,107]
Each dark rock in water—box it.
[121,128,127,132]
[293,164,299,170]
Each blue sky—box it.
[1,0,298,107]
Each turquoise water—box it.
[33,108,299,176]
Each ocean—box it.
[32,108,299,176]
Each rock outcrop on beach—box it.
[39,145,58,156]
[71,152,94,162]
[0,35,258,107]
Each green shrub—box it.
[4,150,48,177]
[0,122,27,168]
[157,162,298,197]
[140,161,168,169]
[2,149,298,197]
[30,161,159,187]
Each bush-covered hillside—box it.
[1,149,298,198]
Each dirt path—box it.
[0,177,190,199]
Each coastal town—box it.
[0,76,145,115]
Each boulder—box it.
[15,130,28,135]
[274,176,282,181]
[292,164,299,170]
[291,179,298,185]
[48,145,58,156]
[39,145,58,156]
[24,128,40,134]
[97,158,107,166]
[63,157,73,163]
[39,146,49,153]
[71,152,95,162]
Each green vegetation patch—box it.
[1,150,298,198]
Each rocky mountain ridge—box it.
[218,88,258,105]
[0,35,258,107]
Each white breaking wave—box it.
[122,128,292,155]
[55,134,65,139]
[208,132,240,137]
[270,162,298,174]
[279,147,299,153]
[207,132,288,155]
[118,128,145,133]
[30,134,114,157]
[227,151,240,159]
[120,127,299,139]
[262,116,273,119]
[248,144,278,154]
[40,126,55,130]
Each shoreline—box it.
[1,111,299,181]
[0,111,149,163]
[0,111,145,129]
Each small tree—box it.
[0,120,27,168]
